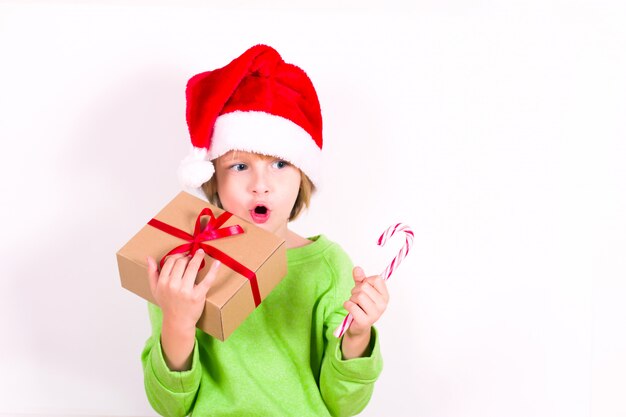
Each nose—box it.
[250,168,270,195]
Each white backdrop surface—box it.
[0,1,625,416]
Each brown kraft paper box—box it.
[116,191,287,341]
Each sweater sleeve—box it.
[319,245,384,417]
[141,302,202,417]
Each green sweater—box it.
[141,235,383,417]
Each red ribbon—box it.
[147,208,261,306]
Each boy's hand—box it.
[343,266,389,338]
[147,249,221,331]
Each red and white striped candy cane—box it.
[334,223,414,338]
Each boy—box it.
[143,44,389,416]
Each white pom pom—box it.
[177,147,215,189]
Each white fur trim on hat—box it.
[177,146,215,189]
[209,110,322,186]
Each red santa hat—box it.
[178,44,323,190]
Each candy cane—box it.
[334,223,414,338]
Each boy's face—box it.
[214,150,301,239]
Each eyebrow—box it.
[221,151,274,163]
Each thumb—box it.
[197,260,221,295]
[352,266,366,283]
[147,256,159,297]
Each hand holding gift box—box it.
[147,249,221,339]
[116,191,287,341]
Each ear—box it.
[200,171,223,209]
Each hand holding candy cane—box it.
[334,223,414,338]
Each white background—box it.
[1,1,625,416]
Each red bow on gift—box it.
[148,208,261,306]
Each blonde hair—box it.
[201,156,316,221]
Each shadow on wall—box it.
[10,67,187,408]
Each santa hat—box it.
[178,44,323,191]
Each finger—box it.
[160,253,186,280]
[197,260,221,295]
[354,281,386,307]
[181,249,205,291]
[352,266,366,284]
[169,255,191,286]
[344,300,369,325]
[367,275,389,302]
[350,291,379,317]
[147,256,159,297]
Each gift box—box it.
[116,191,287,341]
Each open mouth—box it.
[250,205,270,224]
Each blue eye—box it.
[230,163,247,172]
[273,160,289,169]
